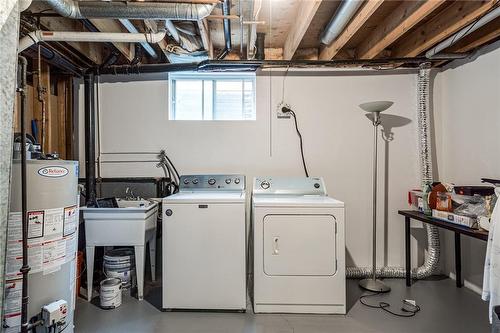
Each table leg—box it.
[86,246,95,302]
[405,217,411,286]
[455,232,462,288]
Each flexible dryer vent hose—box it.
[347,63,440,279]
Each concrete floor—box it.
[74,278,490,333]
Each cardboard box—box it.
[432,209,478,229]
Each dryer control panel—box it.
[179,174,245,191]
[253,177,327,196]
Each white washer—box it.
[162,174,246,311]
[252,177,345,314]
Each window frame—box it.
[168,72,256,121]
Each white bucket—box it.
[103,248,135,289]
[100,278,122,309]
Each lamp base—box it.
[359,278,391,293]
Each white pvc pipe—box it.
[18,29,166,53]
[426,6,500,58]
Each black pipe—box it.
[18,56,31,333]
[255,32,265,60]
[22,44,83,76]
[216,0,232,60]
[98,57,452,75]
[84,73,97,206]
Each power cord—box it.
[359,292,421,318]
[281,106,309,177]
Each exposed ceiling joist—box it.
[89,19,135,62]
[449,19,500,53]
[319,0,385,60]
[393,0,498,57]
[198,18,214,59]
[357,0,446,59]
[283,0,322,60]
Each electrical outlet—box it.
[277,110,291,119]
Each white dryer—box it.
[162,175,246,311]
[252,177,345,314]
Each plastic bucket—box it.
[103,248,135,289]
[100,278,122,309]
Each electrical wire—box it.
[282,107,309,177]
[359,292,421,318]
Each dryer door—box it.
[263,214,336,276]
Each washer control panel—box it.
[179,175,245,191]
[253,177,327,196]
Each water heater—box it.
[4,160,79,333]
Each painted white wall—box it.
[78,69,429,271]
[434,45,500,293]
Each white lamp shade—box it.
[358,101,394,113]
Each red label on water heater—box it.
[37,166,69,178]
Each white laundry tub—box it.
[81,199,158,301]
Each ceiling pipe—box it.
[320,0,363,45]
[216,0,232,59]
[426,6,500,58]
[119,19,158,58]
[43,0,215,20]
[18,29,167,53]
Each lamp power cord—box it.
[359,292,421,318]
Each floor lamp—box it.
[358,101,394,293]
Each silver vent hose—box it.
[347,63,440,279]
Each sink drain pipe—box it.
[347,63,440,279]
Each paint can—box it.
[103,248,135,290]
[100,278,122,309]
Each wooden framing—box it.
[393,0,498,57]
[89,19,135,61]
[357,0,446,59]
[319,0,385,60]
[283,0,322,60]
[448,18,500,53]
[198,18,214,59]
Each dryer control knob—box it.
[260,181,270,189]
[183,179,190,185]
[225,178,232,184]
[208,178,216,185]
[192,178,199,184]
[234,178,240,184]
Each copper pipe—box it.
[36,45,47,154]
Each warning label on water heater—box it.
[5,205,79,280]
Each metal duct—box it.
[320,0,363,45]
[44,0,214,20]
[18,29,167,53]
[426,6,500,58]
[347,63,440,280]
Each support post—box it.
[84,72,96,205]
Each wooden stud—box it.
[357,0,446,59]
[198,18,214,59]
[56,77,67,158]
[33,60,51,153]
[283,0,323,60]
[319,0,385,60]
[89,19,136,62]
[392,0,498,57]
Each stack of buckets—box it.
[100,248,136,309]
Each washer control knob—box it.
[225,178,232,184]
[260,181,270,190]
[314,183,320,189]
[234,178,240,184]
[208,178,216,185]
[183,179,190,185]
[192,178,199,185]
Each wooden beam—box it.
[449,18,500,53]
[393,0,498,57]
[283,0,322,60]
[265,48,284,60]
[357,0,446,59]
[319,0,385,60]
[198,18,214,59]
[89,19,135,62]
[294,48,319,60]
[39,17,104,65]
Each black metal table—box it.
[398,210,488,288]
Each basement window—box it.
[169,72,256,120]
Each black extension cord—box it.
[359,292,421,318]
[281,107,309,177]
